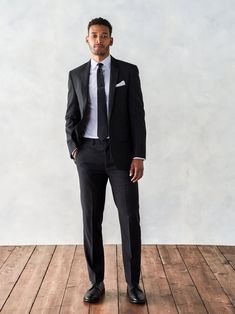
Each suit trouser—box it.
[75,138,141,286]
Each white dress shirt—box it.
[83,55,111,138]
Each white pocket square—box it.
[115,80,126,87]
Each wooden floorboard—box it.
[60,245,89,314]
[30,245,75,313]
[218,245,235,270]
[1,245,55,313]
[158,245,207,313]
[198,245,235,307]
[0,244,234,313]
[178,245,235,314]
[0,246,15,268]
[0,245,35,310]
[142,245,177,314]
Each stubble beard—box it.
[89,44,108,56]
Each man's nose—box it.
[96,36,103,43]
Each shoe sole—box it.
[128,299,146,304]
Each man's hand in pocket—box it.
[72,148,79,161]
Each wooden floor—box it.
[0,245,235,313]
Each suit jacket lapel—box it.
[108,56,119,120]
[79,60,91,117]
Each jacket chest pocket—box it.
[115,84,127,102]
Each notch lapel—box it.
[108,56,119,120]
[79,60,91,118]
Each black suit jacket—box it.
[65,55,146,170]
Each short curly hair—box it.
[88,17,112,35]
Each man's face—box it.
[86,24,113,57]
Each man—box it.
[65,17,146,304]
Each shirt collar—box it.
[90,54,111,70]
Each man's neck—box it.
[90,53,110,63]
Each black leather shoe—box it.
[83,282,105,303]
[127,284,146,304]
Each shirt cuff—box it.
[133,157,145,160]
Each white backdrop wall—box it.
[0,0,235,245]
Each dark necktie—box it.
[97,63,108,140]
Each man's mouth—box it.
[94,45,104,48]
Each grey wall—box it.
[1,0,235,245]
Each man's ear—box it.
[85,36,89,44]
[110,37,113,46]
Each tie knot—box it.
[98,63,103,68]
